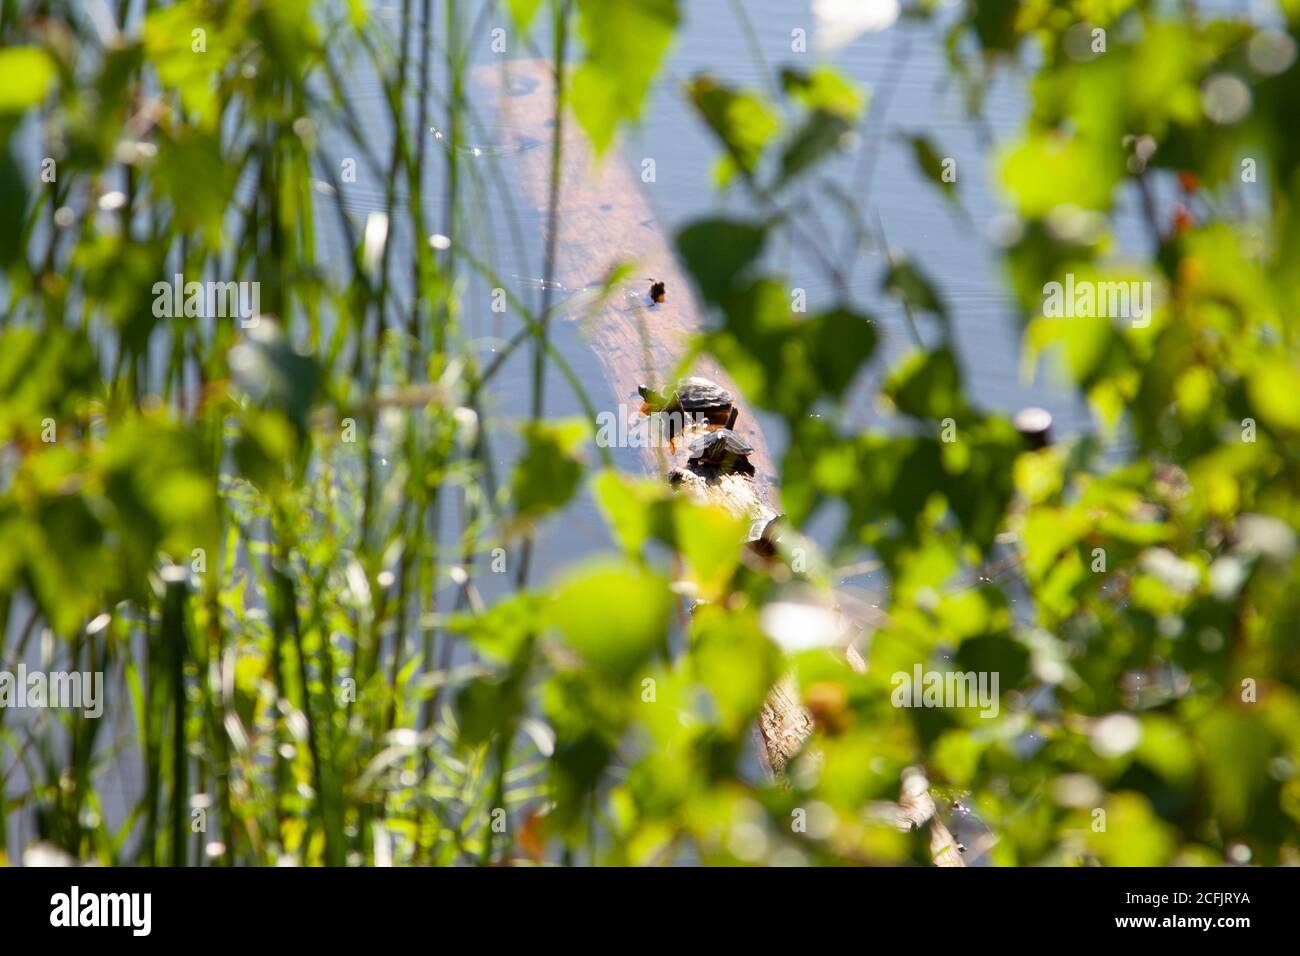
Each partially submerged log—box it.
[472,60,773,480]
[476,58,961,866]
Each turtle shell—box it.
[688,428,753,460]
[746,513,784,550]
[672,376,732,412]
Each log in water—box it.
[476,59,963,866]
[472,62,773,475]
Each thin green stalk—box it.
[517,0,572,588]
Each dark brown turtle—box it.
[638,376,736,451]
[637,376,732,421]
[688,428,752,461]
[687,427,755,475]
[746,514,785,557]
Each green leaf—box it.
[143,2,231,127]
[1196,709,1281,832]
[904,134,957,201]
[955,635,1027,694]
[1087,792,1176,866]
[0,146,27,269]
[100,414,221,567]
[1135,715,1195,787]
[778,109,851,185]
[27,493,107,636]
[0,325,99,441]
[511,419,590,521]
[153,132,234,244]
[780,67,865,120]
[943,417,1021,550]
[0,48,56,115]
[676,218,767,305]
[689,604,780,733]
[704,287,875,426]
[549,559,671,683]
[805,307,877,398]
[999,130,1122,216]
[1247,357,1300,433]
[447,593,544,664]
[456,665,529,747]
[571,0,679,156]
[687,75,780,186]
[232,407,299,492]
[884,347,968,421]
[671,498,745,600]
[883,256,949,320]
[592,469,671,557]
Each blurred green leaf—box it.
[571,0,679,155]
[448,593,544,665]
[676,218,767,305]
[687,75,780,186]
[1087,792,1176,866]
[689,605,779,734]
[1248,357,1300,434]
[0,48,56,114]
[511,418,590,522]
[549,559,672,683]
[592,469,671,557]
[883,255,949,321]
[904,134,957,202]
[780,66,865,120]
[884,347,969,421]
[671,498,745,601]
[778,110,851,186]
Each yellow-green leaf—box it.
[0,48,56,115]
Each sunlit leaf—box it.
[511,419,590,521]
[687,75,780,186]
[571,0,679,155]
[549,559,672,682]
[780,66,865,120]
[0,47,56,114]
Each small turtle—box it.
[746,514,785,550]
[688,428,752,462]
[648,279,666,304]
[687,427,755,476]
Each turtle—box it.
[637,376,735,450]
[648,279,666,304]
[637,376,732,419]
[687,428,752,462]
[746,514,785,557]
[687,427,755,476]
